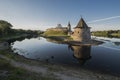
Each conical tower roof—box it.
[75,18,88,28]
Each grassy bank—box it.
[43,30,67,36]
[0,50,58,80]
[41,29,73,41]
[110,33,120,37]
[0,58,57,80]
[42,35,72,41]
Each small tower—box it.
[71,18,91,42]
[67,21,72,36]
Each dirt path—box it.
[0,54,119,80]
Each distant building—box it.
[56,24,63,28]
[71,18,91,42]
[46,23,71,34]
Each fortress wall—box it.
[82,28,91,42]
[71,28,83,41]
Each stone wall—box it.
[71,28,91,42]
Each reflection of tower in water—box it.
[69,45,91,65]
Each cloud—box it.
[88,16,120,23]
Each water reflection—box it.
[7,35,38,45]
[114,42,120,46]
[69,45,91,65]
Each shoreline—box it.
[0,50,120,80]
[44,35,104,46]
[0,34,38,50]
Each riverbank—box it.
[0,50,120,80]
[0,34,38,42]
[0,54,57,80]
[92,30,120,38]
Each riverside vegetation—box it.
[0,20,43,42]
[92,30,120,38]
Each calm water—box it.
[11,37,120,76]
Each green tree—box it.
[0,20,13,36]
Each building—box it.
[46,23,71,35]
[56,24,63,28]
[67,22,72,36]
[71,18,91,42]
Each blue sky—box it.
[0,0,120,31]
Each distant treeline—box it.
[92,30,120,38]
[0,20,43,37]
[11,29,44,35]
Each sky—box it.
[0,0,120,31]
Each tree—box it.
[0,20,13,36]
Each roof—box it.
[74,18,88,28]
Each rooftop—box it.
[74,18,88,28]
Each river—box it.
[11,36,120,76]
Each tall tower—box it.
[67,21,72,35]
[71,18,91,42]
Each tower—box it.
[67,21,72,36]
[71,18,91,42]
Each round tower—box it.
[71,18,91,42]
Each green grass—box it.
[111,33,120,37]
[43,30,67,36]
[43,35,73,42]
[41,30,73,42]
[92,31,120,38]
[0,50,14,59]
[92,33,120,38]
